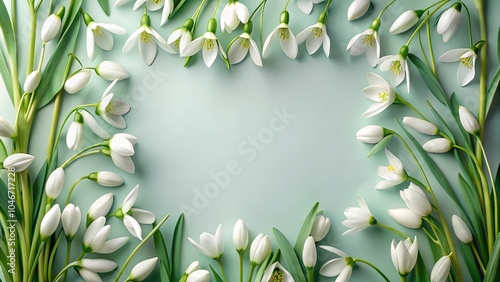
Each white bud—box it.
[64,69,92,94]
[348,0,370,21]
[390,10,420,34]
[302,236,317,268]
[61,203,81,240]
[89,171,124,187]
[40,204,61,240]
[311,215,330,241]
[233,219,249,252]
[45,167,65,199]
[41,14,62,42]
[423,138,452,153]
[87,193,114,224]
[249,233,271,264]
[187,270,210,282]
[430,255,451,282]
[388,208,422,228]
[127,257,158,281]
[458,106,479,135]
[0,116,15,138]
[402,116,438,135]
[95,61,129,81]
[24,70,42,93]
[451,215,472,243]
[3,153,35,171]
[356,125,384,144]
[79,258,117,273]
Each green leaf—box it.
[427,102,454,143]
[0,47,13,102]
[209,265,224,282]
[294,203,319,259]
[62,0,83,31]
[459,243,482,282]
[0,0,17,60]
[171,213,184,281]
[497,26,500,63]
[407,254,429,282]
[159,260,170,282]
[0,139,7,163]
[255,251,279,282]
[170,0,187,18]
[273,228,306,282]
[0,178,22,220]
[486,66,500,116]
[153,226,171,282]
[97,0,110,16]
[367,135,393,158]
[408,53,447,105]
[32,161,48,226]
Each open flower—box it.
[376,149,407,189]
[296,13,330,57]
[342,196,376,235]
[122,14,175,65]
[133,0,174,26]
[391,237,418,276]
[96,79,130,129]
[188,224,224,259]
[436,3,461,42]
[104,134,137,173]
[378,46,410,92]
[346,19,380,67]
[319,245,353,281]
[439,48,477,86]
[297,0,325,14]
[115,185,155,240]
[227,21,262,66]
[220,0,249,33]
[362,72,396,118]
[82,216,111,253]
[182,18,227,67]
[263,11,298,59]
[83,12,127,61]
[261,262,294,282]
[347,0,370,21]
[167,18,194,54]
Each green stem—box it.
[401,276,407,282]
[477,139,498,238]
[216,256,227,282]
[474,0,487,143]
[212,0,221,18]
[52,262,77,282]
[376,0,397,20]
[353,258,390,282]
[284,0,290,10]
[48,232,63,280]
[461,3,474,48]
[248,0,266,20]
[471,243,486,274]
[238,251,244,282]
[306,267,314,282]
[396,95,426,119]
[376,222,408,238]
[247,263,256,282]
[60,144,105,168]
[65,176,89,205]
[28,242,45,282]
[62,240,73,282]
[322,0,333,14]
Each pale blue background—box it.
[1,0,500,281]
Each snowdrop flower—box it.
[342,196,376,235]
[122,14,175,65]
[297,13,330,57]
[66,112,84,150]
[423,138,453,153]
[87,193,114,225]
[437,3,462,42]
[311,215,330,241]
[114,0,130,7]
[89,171,124,187]
[133,0,174,26]
[83,12,126,61]
[439,47,478,86]
[41,6,65,42]
[77,258,118,274]
[64,69,92,94]
[376,149,407,189]
[96,237,129,254]
[227,21,262,66]
[347,0,370,21]
[261,262,294,282]
[379,46,410,92]
[181,18,227,67]
[458,106,480,135]
[233,219,249,252]
[388,208,422,228]
[79,110,111,139]
[61,204,81,241]
[356,125,385,144]
[263,11,298,59]
[96,79,131,129]
[297,0,325,14]
[103,134,137,173]
[390,10,422,34]
[187,270,211,282]
[430,255,451,282]
[346,19,380,67]
[391,237,418,276]
[40,204,61,240]
[402,117,438,135]
[362,72,396,118]
[220,0,249,33]
[0,116,15,138]
[95,61,129,81]
[45,167,65,200]
[400,183,431,216]
[77,268,102,282]
[126,257,158,281]
[303,236,317,268]
[451,215,473,244]
[183,261,200,276]
[189,224,224,259]
[167,18,194,53]
[115,185,155,240]
[250,233,272,265]
[83,216,111,253]
[319,246,353,281]
[24,70,41,93]
[3,153,35,172]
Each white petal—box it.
[97,237,129,254]
[124,214,143,240]
[87,27,96,60]
[439,48,469,62]
[146,0,163,11]
[322,27,331,57]
[319,259,346,276]
[457,62,475,86]
[249,39,262,66]
[202,40,218,67]
[80,110,111,139]
[362,102,389,118]
[306,33,323,55]
[262,28,279,57]
[228,38,248,65]
[131,208,156,224]
[150,28,176,54]
[99,23,127,35]
[181,37,205,57]
[93,28,114,51]
[133,0,147,10]
[235,2,249,23]
[280,28,298,59]
[160,0,174,26]
[297,0,313,14]
[139,39,157,65]
[111,152,135,173]
[122,28,142,53]
[296,26,314,44]
[122,185,139,213]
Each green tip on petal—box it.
[399,45,409,58]
[474,40,485,52]
[74,111,84,123]
[370,19,381,31]
[244,21,253,34]
[280,11,289,24]
[88,172,98,182]
[141,14,151,26]
[83,12,94,25]
[207,17,217,33]
[318,12,327,24]
[56,6,66,19]
[182,18,194,31]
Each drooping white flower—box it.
[233,219,249,252]
[423,138,453,153]
[261,262,294,282]
[87,193,114,225]
[391,237,419,276]
[96,79,131,129]
[347,0,370,21]
[400,183,432,216]
[388,208,422,228]
[3,153,35,172]
[62,203,81,241]
[116,185,155,240]
[187,270,211,282]
[437,3,462,42]
[402,116,439,135]
[319,246,353,281]
[227,21,262,66]
[356,125,385,144]
[302,236,317,268]
[96,237,129,254]
[24,70,41,93]
[0,116,15,138]
[126,257,158,281]
[66,111,84,150]
[390,10,422,34]
[296,13,330,57]
[79,110,111,139]
[376,149,407,189]
[297,0,325,14]
[346,19,381,67]
[40,204,61,240]
[64,69,92,94]
[122,14,175,65]
[439,48,477,86]
[250,233,271,265]
[458,106,480,135]
[181,18,227,67]
[167,18,194,54]
[378,46,410,92]
[430,255,451,282]
[220,0,249,33]
[41,6,65,42]
[188,224,224,259]
[310,215,330,242]
[95,61,129,81]
[133,0,174,26]
[362,72,396,118]
[89,171,124,187]
[83,12,127,61]
[451,215,473,244]
[82,216,111,253]
[342,196,376,235]
[263,11,298,59]
[45,167,65,200]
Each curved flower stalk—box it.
[378,46,410,92]
[227,21,262,66]
[263,11,298,60]
[95,79,131,129]
[83,12,127,61]
[342,196,377,235]
[220,0,249,33]
[362,72,396,118]
[297,0,325,14]
[297,12,330,57]
[346,19,380,67]
[182,18,228,67]
[376,149,407,189]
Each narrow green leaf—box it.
[497,26,500,63]
[255,251,279,282]
[97,0,110,16]
[159,260,171,282]
[0,139,7,163]
[0,49,13,102]
[273,228,306,282]
[0,0,17,59]
[427,102,454,143]
[459,243,482,282]
[62,0,83,31]
[153,226,171,282]
[171,213,184,281]
[408,53,447,105]
[0,178,9,216]
[170,0,187,18]
[32,161,48,226]
[486,66,500,116]
[367,135,393,158]
[209,265,224,282]
[294,203,319,259]
[407,254,429,282]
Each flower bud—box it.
[64,69,92,94]
[311,215,330,241]
[87,193,114,225]
[437,3,461,42]
[423,138,452,153]
[390,10,420,34]
[356,125,384,144]
[400,183,432,216]
[402,116,438,135]
[79,258,118,273]
[24,70,41,93]
[66,112,84,150]
[61,203,81,241]
[430,255,451,282]
[3,153,35,171]
[40,204,61,240]
[388,208,422,228]
[95,61,130,81]
[83,216,111,253]
[96,237,129,254]
[249,233,271,265]
[458,106,479,135]
[41,6,65,42]
[302,236,317,268]
[391,237,418,275]
[109,135,135,156]
[126,257,158,281]
[0,116,15,138]
[187,270,210,282]
[45,167,65,200]
[80,110,111,139]
[89,171,124,187]
[347,0,370,21]
[233,219,249,252]
[184,261,200,275]
[451,215,472,243]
